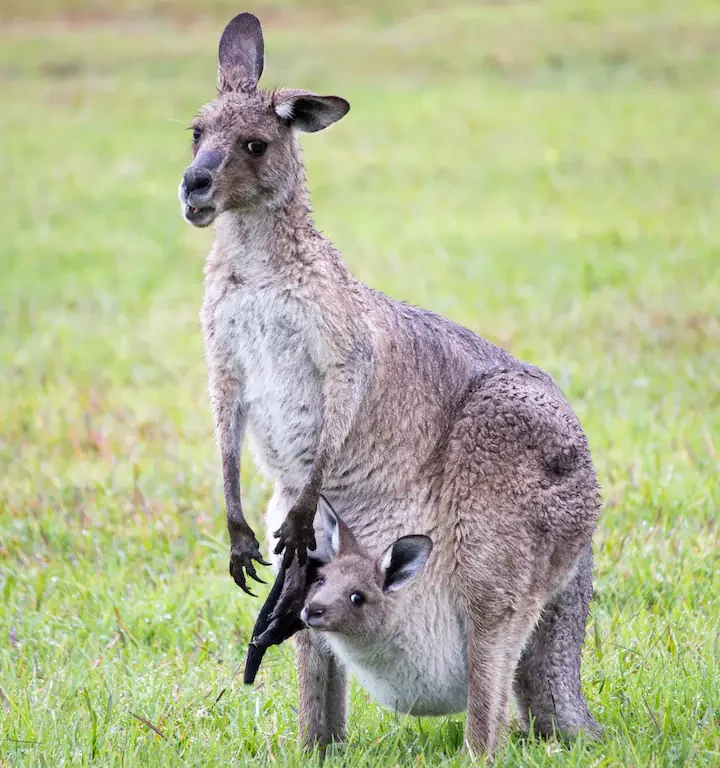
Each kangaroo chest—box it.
[323,587,468,717]
[202,276,323,488]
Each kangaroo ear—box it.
[273,90,350,133]
[218,13,264,93]
[379,536,432,593]
[317,495,360,559]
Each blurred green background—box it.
[1,1,718,765]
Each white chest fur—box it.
[323,587,468,716]
[202,273,324,489]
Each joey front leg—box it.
[274,345,371,566]
[212,374,269,594]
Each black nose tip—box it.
[183,167,212,195]
[309,604,325,618]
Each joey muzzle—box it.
[300,602,327,628]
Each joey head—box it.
[302,504,432,641]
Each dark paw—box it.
[273,506,317,568]
[229,531,270,596]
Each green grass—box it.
[1,0,719,765]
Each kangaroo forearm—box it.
[297,359,369,507]
[210,374,248,532]
[214,377,267,590]
[222,447,247,531]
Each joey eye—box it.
[192,128,202,144]
[315,575,325,587]
[245,140,267,157]
[350,592,364,607]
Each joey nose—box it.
[183,167,212,195]
[302,603,326,626]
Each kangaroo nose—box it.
[183,167,212,195]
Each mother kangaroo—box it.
[178,12,601,755]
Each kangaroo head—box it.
[179,12,349,228]
[301,499,433,640]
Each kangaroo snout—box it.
[179,164,217,228]
[183,166,212,196]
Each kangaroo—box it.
[179,12,601,755]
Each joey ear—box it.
[273,90,350,133]
[317,496,340,560]
[379,536,432,593]
[218,12,264,93]
[317,495,360,559]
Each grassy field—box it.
[1,0,719,765]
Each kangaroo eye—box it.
[315,575,325,587]
[192,128,202,144]
[350,592,364,607]
[245,140,267,157]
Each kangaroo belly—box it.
[323,594,468,717]
[207,281,325,488]
[245,371,322,488]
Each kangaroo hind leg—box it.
[295,630,347,750]
[465,602,542,757]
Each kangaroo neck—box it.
[211,184,324,278]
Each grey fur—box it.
[179,12,601,756]
[301,511,466,716]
